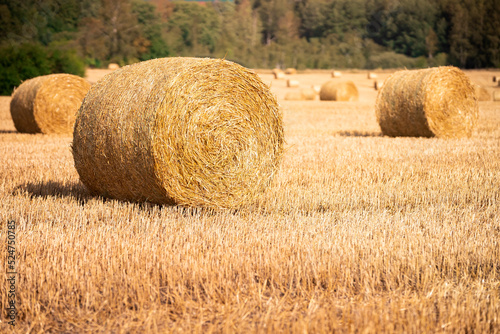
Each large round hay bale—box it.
[284,68,297,75]
[475,85,491,101]
[10,74,91,134]
[331,71,342,78]
[375,66,478,138]
[287,79,299,88]
[73,57,284,209]
[319,81,359,101]
[301,88,317,100]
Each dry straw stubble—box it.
[10,74,91,134]
[375,66,478,138]
[319,81,359,101]
[72,57,284,209]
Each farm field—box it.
[1,69,500,332]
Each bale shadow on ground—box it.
[0,130,17,134]
[336,130,383,137]
[15,181,95,205]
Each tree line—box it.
[0,0,499,94]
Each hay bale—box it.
[475,85,491,101]
[10,74,91,134]
[367,72,378,79]
[108,63,120,70]
[493,91,500,102]
[274,71,285,80]
[287,79,300,88]
[493,76,497,83]
[311,85,321,94]
[331,71,342,78]
[72,57,284,209]
[375,66,478,138]
[285,68,297,75]
[319,81,359,102]
[301,88,317,100]
[284,92,304,101]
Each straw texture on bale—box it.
[10,74,91,134]
[285,68,297,75]
[73,57,284,209]
[319,81,359,101]
[494,91,500,102]
[287,79,299,88]
[475,85,491,101]
[375,66,478,138]
[331,71,342,78]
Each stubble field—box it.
[1,69,499,333]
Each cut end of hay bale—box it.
[10,74,91,134]
[73,57,284,209]
[287,79,300,88]
[375,66,478,139]
[319,81,359,102]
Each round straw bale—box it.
[311,85,321,94]
[72,57,284,209]
[319,81,359,101]
[331,71,342,78]
[285,68,297,75]
[367,72,378,79]
[287,79,300,88]
[493,91,500,102]
[375,66,478,138]
[475,85,491,101]
[274,71,285,79]
[108,63,120,70]
[284,92,304,101]
[301,88,317,100]
[10,74,91,134]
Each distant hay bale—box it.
[331,71,342,78]
[494,91,500,102]
[108,63,120,70]
[72,57,284,209]
[285,68,297,75]
[311,85,321,94]
[493,76,497,83]
[10,74,91,134]
[367,72,378,79]
[287,79,299,88]
[375,66,478,138]
[273,70,285,79]
[475,85,491,101]
[284,92,304,101]
[319,81,359,101]
[301,88,317,100]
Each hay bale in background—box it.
[331,71,342,78]
[493,76,497,83]
[301,88,317,100]
[108,63,120,70]
[287,79,300,88]
[311,85,321,94]
[375,66,478,138]
[494,91,500,101]
[285,68,297,75]
[475,85,491,101]
[10,74,91,134]
[367,72,378,79]
[319,81,359,102]
[273,70,285,79]
[73,57,284,209]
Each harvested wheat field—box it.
[0,68,499,333]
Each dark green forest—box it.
[1,0,499,94]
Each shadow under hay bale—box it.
[375,66,478,138]
[73,57,284,209]
[10,74,91,134]
[319,81,359,101]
